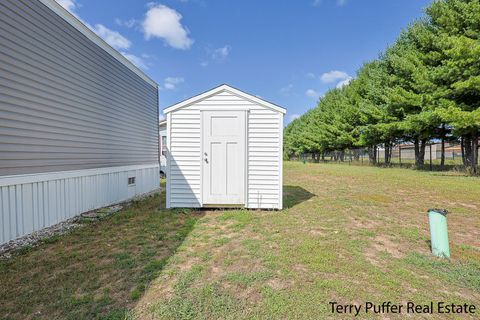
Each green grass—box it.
[304,156,471,172]
[1,162,479,319]
[405,252,480,291]
[139,162,480,319]
[0,190,204,320]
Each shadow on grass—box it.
[0,191,205,320]
[426,240,432,251]
[283,185,315,209]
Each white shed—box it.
[164,84,286,209]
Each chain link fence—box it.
[291,142,477,172]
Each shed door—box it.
[202,111,246,205]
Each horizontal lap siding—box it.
[0,0,159,176]
[168,91,255,208]
[248,109,281,209]
[192,91,257,107]
[168,90,283,209]
[169,110,201,207]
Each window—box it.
[128,177,136,185]
[161,136,167,156]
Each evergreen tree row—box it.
[284,0,480,174]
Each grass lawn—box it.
[1,162,479,319]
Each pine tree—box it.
[426,0,480,173]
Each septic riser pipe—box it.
[428,209,450,258]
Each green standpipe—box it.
[428,209,450,258]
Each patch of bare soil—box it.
[347,215,382,230]
[266,278,292,291]
[222,281,263,305]
[292,264,308,273]
[448,202,478,210]
[309,228,326,236]
[364,235,406,271]
[364,250,388,271]
[372,234,404,258]
[448,215,480,248]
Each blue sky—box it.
[57,0,432,124]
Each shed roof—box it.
[164,84,287,114]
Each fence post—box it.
[399,145,402,166]
[430,143,433,171]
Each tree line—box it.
[284,0,480,174]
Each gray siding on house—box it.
[0,0,159,176]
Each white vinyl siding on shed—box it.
[247,109,282,209]
[168,110,201,207]
[166,86,285,209]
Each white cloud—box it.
[212,45,231,61]
[320,70,350,83]
[306,89,320,98]
[164,77,184,90]
[313,0,346,6]
[288,114,301,123]
[92,24,131,50]
[56,1,148,70]
[56,0,77,13]
[280,84,293,96]
[56,0,131,51]
[319,70,352,88]
[142,4,193,50]
[141,53,155,59]
[115,18,137,28]
[121,52,147,69]
[336,76,353,88]
[306,72,316,79]
[201,45,231,67]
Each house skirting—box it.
[0,164,160,245]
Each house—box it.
[0,0,160,245]
[164,84,286,209]
[378,143,463,161]
[159,120,167,177]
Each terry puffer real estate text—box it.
[329,301,477,316]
